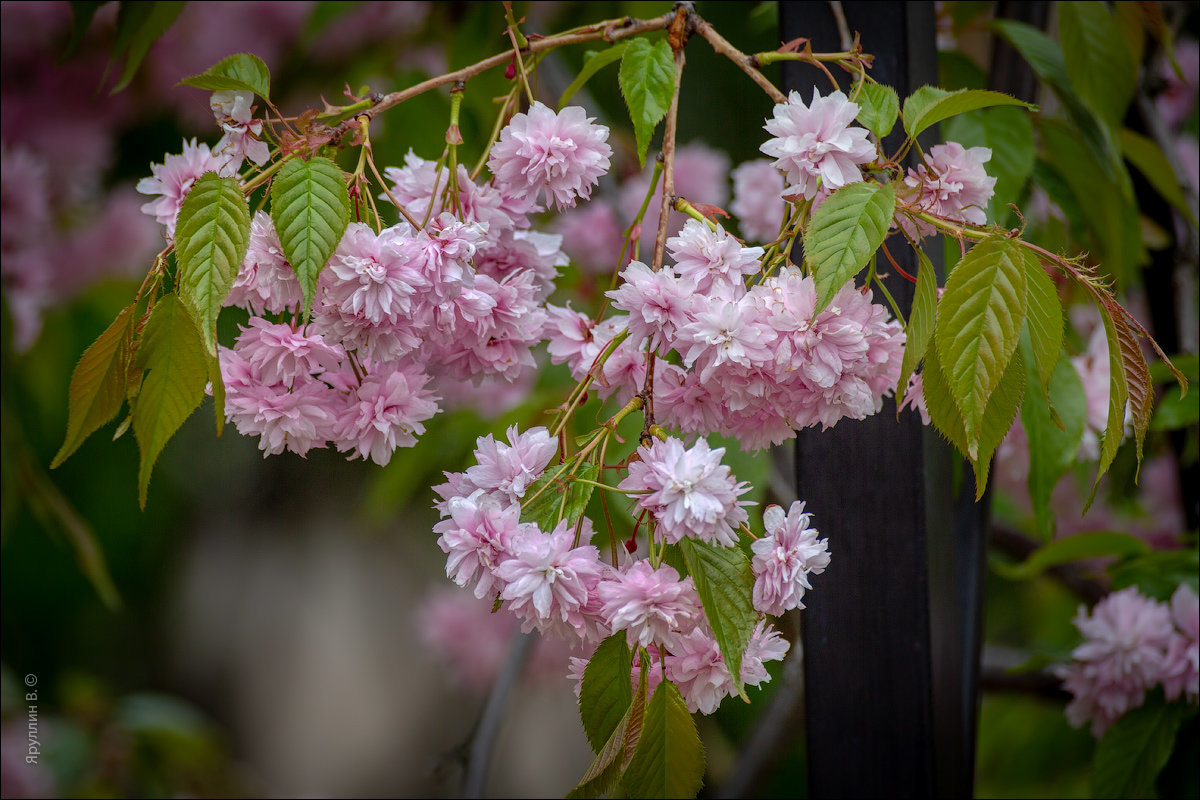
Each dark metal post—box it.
[782,3,985,797]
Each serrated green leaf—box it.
[52,305,135,468]
[1119,127,1198,227]
[803,182,895,315]
[896,249,937,401]
[902,86,1034,141]
[993,531,1147,581]
[1020,347,1085,539]
[1109,551,1200,600]
[1092,693,1186,798]
[1110,307,1152,472]
[934,236,1027,460]
[620,681,705,799]
[270,157,351,318]
[63,1,106,62]
[560,44,627,109]
[943,107,1035,222]
[1087,309,1131,510]
[579,634,633,754]
[175,173,251,356]
[1022,251,1063,394]
[1060,1,1136,128]
[568,658,648,799]
[521,462,599,532]
[855,83,899,138]
[179,52,272,103]
[679,538,756,692]
[924,339,1025,498]
[110,1,185,94]
[132,295,208,509]
[618,38,675,167]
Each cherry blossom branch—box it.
[691,16,787,104]
[651,48,687,273]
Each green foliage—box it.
[179,53,272,103]
[803,182,895,314]
[131,295,208,509]
[53,305,135,468]
[109,2,186,93]
[935,236,1027,461]
[618,38,675,167]
[521,462,599,532]
[993,531,1148,581]
[901,86,1034,142]
[1058,1,1136,129]
[1109,550,1200,601]
[1092,693,1191,799]
[895,249,936,400]
[579,634,633,754]
[560,45,627,109]
[175,173,251,356]
[854,83,899,138]
[1020,352,1085,539]
[569,660,649,799]
[678,538,756,693]
[269,157,351,318]
[1021,252,1064,395]
[620,681,705,799]
[1118,128,1199,226]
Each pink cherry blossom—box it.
[731,159,787,242]
[234,317,345,387]
[333,360,440,465]
[597,561,703,649]
[435,490,529,600]
[751,501,830,615]
[463,425,558,503]
[136,139,234,236]
[1162,584,1199,702]
[494,521,605,639]
[320,221,428,324]
[606,261,695,350]
[226,211,303,314]
[667,219,764,294]
[210,89,270,168]
[760,89,875,200]
[899,141,997,238]
[488,101,612,210]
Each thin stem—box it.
[693,17,786,104]
[463,630,535,799]
[652,48,686,272]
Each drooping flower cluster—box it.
[751,501,830,615]
[432,426,793,714]
[898,141,997,238]
[1056,584,1199,736]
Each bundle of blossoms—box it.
[55,6,1186,794]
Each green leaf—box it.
[52,305,135,468]
[1119,127,1199,226]
[620,681,705,799]
[110,2,185,94]
[175,173,251,356]
[1022,251,1063,394]
[568,658,649,799]
[902,86,1034,141]
[1020,349,1085,539]
[521,462,599,532]
[989,19,1071,91]
[1088,309,1131,507]
[560,44,627,109]
[992,531,1147,581]
[679,538,756,693]
[1150,384,1199,431]
[943,107,1035,222]
[1060,1,1136,128]
[1092,694,1186,798]
[132,295,209,509]
[579,634,633,753]
[63,1,107,62]
[896,249,937,401]
[803,182,895,315]
[1109,551,1200,601]
[179,52,272,103]
[855,83,899,138]
[618,38,675,167]
[934,236,1027,460]
[924,339,1025,498]
[270,157,351,318]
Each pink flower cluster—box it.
[545,219,904,450]
[760,89,875,200]
[751,501,830,615]
[1057,584,1199,736]
[432,426,792,714]
[898,142,997,238]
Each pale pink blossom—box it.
[606,261,695,349]
[495,521,605,637]
[597,562,703,649]
[464,425,558,503]
[136,139,234,236]
[667,219,764,294]
[226,211,303,314]
[665,622,788,714]
[1057,587,1178,736]
[751,501,830,615]
[619,437,752,547]
[731,159,787,241]
[234,317,344,386]
[220,348,340,457]
[760,90,875,200]
[320,222,427,324]
[488,102,612,209]
[1162,584,1199,702]
[900,142,997,237]
[435,490,528,599]
[333,361,439,465]
[210,90,270,167]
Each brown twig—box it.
[651,48,687,273]
[692,17,787,104]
